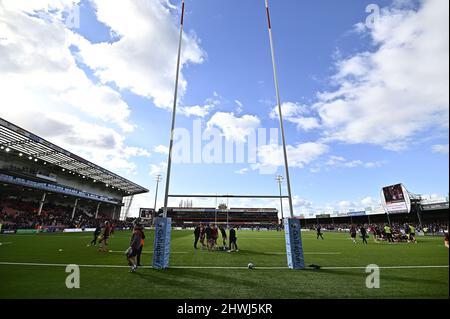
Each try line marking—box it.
[265,252,341,255]
[0,242,12,246]
[0,262,447,270]
[109,250,188,254]
[109,251,340,255]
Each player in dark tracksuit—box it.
[219,226,227,249]
[229,227,238,252]
[350,225,357,244]
[316,225,324,240]
[90,225,101,246]
[194,224,201,249]
[199,225,206,249]
[360,226,368,244]
[205,224,212,250]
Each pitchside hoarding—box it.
[347,211,366,216]
[284,218,305,269]
[152,217,171,269]
[381,183,411,214]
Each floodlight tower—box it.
[153,174,162,211]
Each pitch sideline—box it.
[0,261,448,270]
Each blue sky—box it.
[0,0,448,216]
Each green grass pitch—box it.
[0,230,448,299]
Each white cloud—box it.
[124,147,151,158]
[154,145,169,154]
[270,102,306,119]
[150,162,167,176]
[360,196,379,207]
[313,0,449,150]
[432,144,449,154]
[1,110,149,173]
[270,102,320,131]
[179,93,220,118]
[364,161,385,168]
[255,142,329,170]
[73,0,204,109]
[288,117,321,131]
[234,100,243,114]
[58,85,134,132]
[338,200,355,208]
[179,104,214,118]
[234,168,249,175]
[324,156,386,169]
[207,112,261,143]
[0,2,153,174]
[292,196,313,209]
[1,0,79,14]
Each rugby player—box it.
[228,226,238,252]
[89,223,101,246]
[350,225,357,244]
[98,221,111,252]
[316,225,324,240]
[127,226,143,273]
[360,225,368,244]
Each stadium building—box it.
[0,118,148,232]
[301,198,449,233]
[160,206,279,228]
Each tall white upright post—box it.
[154,0,185,270]
[163,0,185,218]
[154,175,162,211]
[71,198,78,220]
[265,0,295,218]
[276,175,284,224]
[124,195,134,220]
[95,202,100,219]
[38,192,47,216]
[265,0,304,269]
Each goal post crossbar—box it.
[168,194,289,199]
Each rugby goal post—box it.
[153,0,304,270]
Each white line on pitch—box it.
[0,262,448,270]
[0,242,12,245]
[265,252,341,255]
[321,265,449,270]
[108,250,188,254]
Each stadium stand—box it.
[0,118,148,233]
[160,207,279,228]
